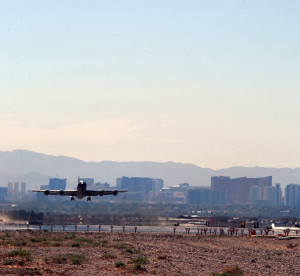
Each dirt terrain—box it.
[0,230,300,275]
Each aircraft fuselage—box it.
[75,181,87,199]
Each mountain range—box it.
[0,150,300,190]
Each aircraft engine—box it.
[99,190,104,196]
[59,190,64,196]
[44,190,50,196]
[112,190,118,196]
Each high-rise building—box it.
[14,182,19,194]
[263,186,276,206]
[118,177,164,201]
[250,185,261,205]
[7,182,13,200]
[13,182,19,200]
[116,178,122,187]
[285,184,300,207]
[95,182,110,189]
[153,179,164,193]
[275,183,282,207]
[79,178,94,187]
[186,187,226,205]
[49,178,67,190]
[211,176,272,205]
[21,182,26,197]
[0,187,8,201]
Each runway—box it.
[1,223,297,236]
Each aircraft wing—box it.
[32,189,78,196]
[85,189,128,196]
[85,190,101,196]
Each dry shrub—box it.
[287,243,298,249]
[211,265,243,276]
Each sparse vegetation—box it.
[131,256,147,265]
[0,230,299,275]
[64,233,76,239]
[8,238,28,247]
[52,237,63,242]
[113,238,123,242]
[103,252,116,259]
[287,243,298,249]
[16,268,42,275]
[49,253,87,265]
[4,259,16,265]
[115,261,126,268]
[30,236,48,244]
[126,247,133,253]
[211,265,243,276]
[8,248,31,260]
[76,237,93,244]
[134,263,142,270]
[114,242,127,249]
[126,247,140,254]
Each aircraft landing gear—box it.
[71,196,75,201]
[87,196,91,201]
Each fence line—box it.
[1,224,296,237]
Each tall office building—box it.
[263,186,276,206]
[153,179,164,193]
[119,177,164,201]
[14,182,19,200]
[275,183,282,207]
[79,178,94,187]
[116,178,122,187]
[211,176,272,205]
[186,186,226,205]
[21,182,26,197]
[0,187,8,201]
[7,182,13,200]
[285,184,300,207]
[250,185,261,205]
[49,178,67,190]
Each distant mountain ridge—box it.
[0,150,300,190]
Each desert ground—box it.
[0,230,300,275]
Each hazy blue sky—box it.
[1,1,300,168]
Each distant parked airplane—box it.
[271,223,300,233]
[32,179,127,201]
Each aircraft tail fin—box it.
[272,223,275,228]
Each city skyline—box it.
[1,1,300,169]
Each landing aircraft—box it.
[32,179,128,201]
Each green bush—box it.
[76,237,93,244]
[8,248,31,260]
[115,261,126,268]
[4,259,16,265]
[50,253,87,265]
[65,253,87,265]
[131,256,147,265]
[211,265,243,276]
[31,237,47,243]
[103,253,115,259]
[134,264,142,270]
[114,243,127,249]
[16,268,42,275]
[126,248,133,253]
